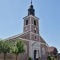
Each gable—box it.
[20,32,30,40]
[6,31,30,40]
[40,36,46,44]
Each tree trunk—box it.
[4,53,6,60]
[16,54,18,60]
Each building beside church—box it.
[0,1,49,60]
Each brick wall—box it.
[0,53,28,60]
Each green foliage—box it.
[47,55,52,60]
[0,39,25,54]
[10,40,25,60]
[0,40,3,53]
[11,40,25,55]
[0,40,12,60]
[2,41,11,54]
[0,40,11,53]
[28,57,32,60]
[0,39,25,60]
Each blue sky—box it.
[0,0,60,53]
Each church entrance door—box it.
[31,41,40,60]
[34,50,36,60]
[34,50,39,60]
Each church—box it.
[4,1,48,60]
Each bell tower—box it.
[23,0,39,41]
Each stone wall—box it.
[0,53,28,60]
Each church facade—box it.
[0,2,48,60]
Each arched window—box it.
[35,36,36,39]
[42,47,45,55]
[26,20,28,25]
[34,36,37,39]
[24,44,27,54]
[34,20,36,25]
[34,30,36,33]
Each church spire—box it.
[28,0,35,16]
[31,0,32,5]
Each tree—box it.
[2,40,11,60]
[53,48,58,58]
[11,40,25,60]
[53,48,58,55]
[0,40,3,53]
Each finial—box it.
[31,0,32,5]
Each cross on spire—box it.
[28,0,35,16]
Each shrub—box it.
[47,55,52,60]
[28,57,32,60]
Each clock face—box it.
[26,28,28,30]
[34,28,36,30]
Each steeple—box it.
[23,0,39,41]
[31,0,32,5]
[28,0,35,16]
